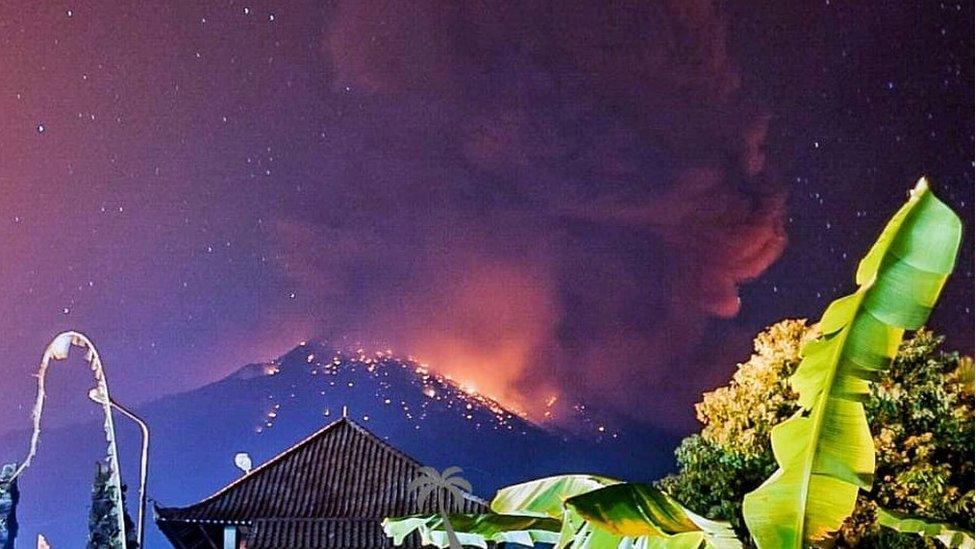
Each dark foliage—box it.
[88,460,138,549]
[659,321,974,547]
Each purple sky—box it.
[0,1,972,434]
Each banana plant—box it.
[386,475,615,548]
[385,475,739,548]
[742,178,962,548]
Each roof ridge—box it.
[173,416,352,509]
[163,416,485,513]
[339,417,488,505]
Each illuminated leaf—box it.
[566,483,741,549]
[742,178,962,548]
[877,508,975,549]
[490,474,620,517]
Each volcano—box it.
[0,341,677,546]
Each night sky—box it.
[0,1,972,436]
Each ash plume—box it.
[277,0,787,423]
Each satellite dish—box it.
[234,452,252,475]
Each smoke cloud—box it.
[278,0,787,422]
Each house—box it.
[155,416,486,548]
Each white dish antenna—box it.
[234,452,253,475]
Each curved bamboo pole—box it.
[12,331,128,546]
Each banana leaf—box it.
[385,475,620,548]
[562,516,711,549]
[566,483,741,549]
[386,480,739,549]
[491,474,624,547]
[490,474,621,517]
[382,513,562,548]
[742,179,962,549]
[877,508,975,549]
[568,522,706,549]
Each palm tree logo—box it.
[408,466,471,549]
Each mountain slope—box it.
[0,341,677,546]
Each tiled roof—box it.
[155,417,485,536]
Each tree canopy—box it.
[659,320,974,547]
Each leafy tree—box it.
[659,321,974,547]
[88,460,139,549]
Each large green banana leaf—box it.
[566,483,741,549]
[491,474,624,547]
[742,179,962,548]
[384,475,619,548]
[385,475,731,548]
[491,476,732,547]
[490,474,621,516]
[382,513,563,548]
[876,508,975,549]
